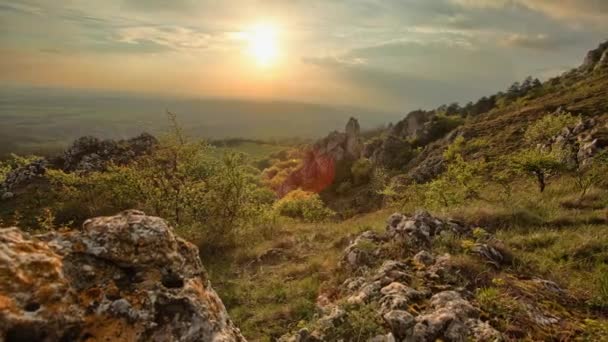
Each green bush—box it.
[421,139,486,208]
[351,158,373,185]
[524,112,578,144]
[274,190,335,222]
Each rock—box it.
[278,118,364,196]
[0,210,245,342]
[541,115,608,167]
[386,210,468,248]
[471,243,505,268]
[0,158,47,196]
[408,291,490,342]
[379,282,426,313]
[369,333,397,342]
[579,40,608,72]
[374,260,412,286]
[383,310,415,339]
[341,231,384,269]
[54,133,157,173]
[413,250,435,267]
[347,281,382,305]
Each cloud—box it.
[302,56,367,68]
[451,0,608,25]
[501,33,572,50]
[117,26,212,50]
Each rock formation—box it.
[364,110,443,170]
[278,118,363,196]
[0,210,245,342]
[0,133,157,200]
[541,111,608,166]
[54,133,158,173]
[579,40,608,72]
[0,158,47,199]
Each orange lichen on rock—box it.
[0,210,246,342]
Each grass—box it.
[209,141,289,161]
[200,209,391,340]
[193,173,608,340]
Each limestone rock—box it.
[386,210,468,248]
[56,133,158,173]
[0,210,245,342]
[579,40,608,72]
[278,118,364,196]
[0,158,47,197]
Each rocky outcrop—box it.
[281,210,577,341]
[0,210,245,342]
[541,112,608,166]
[579,40,608,72]
[0,158,47,199]
[278,118,363,196]
[53,133,158,173]
[364,111,434,170]
[0,133,157,200]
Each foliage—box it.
[323,303,385,341]
[44,112,275,247]
[509,148,565,193]
[572,150,608,200]
[524,111,578,144]
[350,158,373,185]
[0,153,40,182]
[46,166,141,223]
[416,114,464,146]
[274,190,335,222]
[421,139,486,208]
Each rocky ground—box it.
[279,211,593,341]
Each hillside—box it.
[1,41,608,341]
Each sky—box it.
[1,0,607,112]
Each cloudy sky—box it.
[1,0,607,112]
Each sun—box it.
[247,23,279,67]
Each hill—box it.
[0,87,397,157]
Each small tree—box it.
[573,151,608,201]
[510,148,564,193]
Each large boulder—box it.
[278,118,363,196]
[0,210,245,342]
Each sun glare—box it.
[247,23,279,67]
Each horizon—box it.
[1,1,607,113]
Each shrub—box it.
[324,303,385,341]
[274,190,335,222]
[351,158,373,185]
[421,141,486,208]
[524,112,578,144]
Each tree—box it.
[510,148,564,193]
[572,151,608,201]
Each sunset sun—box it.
[247,23,279,67]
